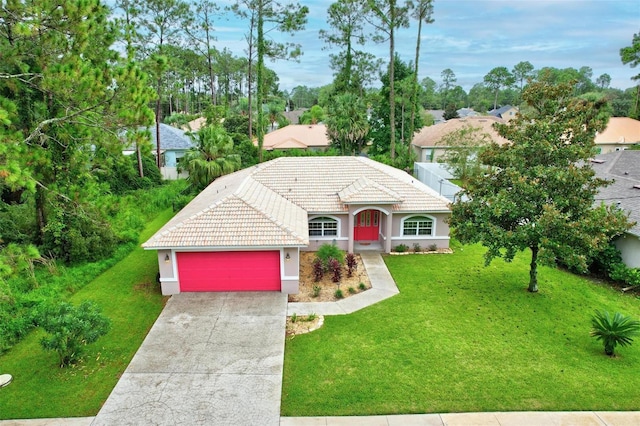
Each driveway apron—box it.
[92,292,287,426]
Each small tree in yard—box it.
[449,79,632,293]
[590,311,640,356]
[38,301,111,367]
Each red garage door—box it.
[177,251,281,292]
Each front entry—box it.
[354,209,380,241]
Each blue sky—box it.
[212,0,640,93]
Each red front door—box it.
[354,210,380,241]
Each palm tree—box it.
[182,126,242,190]
[325,93,369,155]
[590,310,640,356]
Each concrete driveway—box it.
[92,292,287,426]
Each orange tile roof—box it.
[594,117,640,145]
[412,116,510,147]
[258,124,331,150]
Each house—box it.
[123,123,195,180]
[426,110,445,124]
[411,116,509,163]
[143,156,451,295]
[414,162,465,202]
[457,107,480,118]
[591,150,640,268]
[257,123,331,151]
[594,117,640,154]
[488,105,519,121]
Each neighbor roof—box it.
[594,117,640,146]
[258,124,330,150]
[412,116,510,147]
[146,123,194,151]
[592,150,640,237]
[143,157,450,249]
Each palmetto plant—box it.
[590,310,640,356]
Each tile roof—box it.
[412,116,510,148]
[146,123,195,151]
[591,150,640,237]
[259,124,331,150]
[595,117,640,145]
[143,156,451,249]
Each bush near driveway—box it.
[0,209,173,420]
[282,242,640,416]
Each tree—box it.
[233,0,308,162]
[440,68,456,108]
[595,73,611,90]
[408,0,434,159]
[437,125,492,182]
[325,93,370,155]
[320,0,367,94]
[443,103,459,120]
[1,0,155,262]
[299,105,325,124]
[133,0,190,167]
[620,31,640,118]
[512,61,534,102]
[38,301,111,367]
[365,0,413,159]
[182,126,242,190]
[449,80,631,293]
[484,66,515,110]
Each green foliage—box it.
[182,126,241,190]
[393,244,409,253]
[443,103,459,120]
[590,310,640,356]
[334,289,344,299]
[428,243,438,251]
[348,287,356,294]
[325,93,370,155]
[312,285,321,298]
[412,243,421,253]
[291,312,298,323]
[164,113,199,127]
[316,244,345,269]
[38,300,111,367]
[437,125,492,181]
[299,105,325,124]
[449,80,632,292]
[358,282,366,290]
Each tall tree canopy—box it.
[1,0,155,262]
[449,80,631,292]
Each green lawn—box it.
[281,241,640,416]
[0,209,173,420]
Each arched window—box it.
[402,216,434,236]
[309,217,338,237]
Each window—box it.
[309,217,338,237]
[402,216,433,236]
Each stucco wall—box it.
[304,213,349,252]
[615,233,640,269]
[390,212,451,250]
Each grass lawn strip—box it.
[282,241,640,416]
[0,209,174,420]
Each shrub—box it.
[358,282,366,290]
[312,258,324,282]
[312,285,321,298]
[348,287,356,294]
[413,243,421,253]
[317,244,345,269]
[394,244,409,253]
[329,258,342,283]
[345,253,358,277]
[38,300,111,367]
[428,243,438,252]
[590,310,640,356]
[609,263,640,287]
[291,313,298,323]
[334,289,344,299]
[307,313,317,321]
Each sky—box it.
[210,0,640,93]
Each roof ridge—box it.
[235,196,307,244]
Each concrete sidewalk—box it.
[280,411,640,425]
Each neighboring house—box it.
[488,105,518,121]
[122,123,195,180]
[594,117,640,154]
[183,117,207,132]
[411,116,509,163]
[591,150,640,268]
[457,107,480,118]
[258,124,331,151]
[426,110,445,124]
[143,156,451,295]
[283,108,307,125]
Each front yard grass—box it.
[0,209,173,420]
[281,242,640,416]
